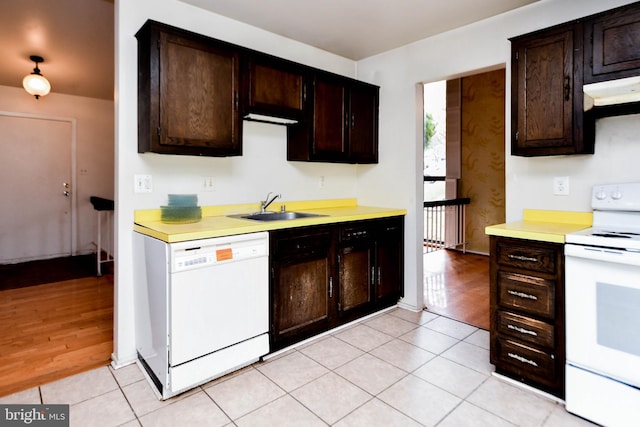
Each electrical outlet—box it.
[554,176,570,196]
[202,177,215,192]
[319,176,325,188]
[134,174,152,193]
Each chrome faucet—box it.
[260,192,281,213]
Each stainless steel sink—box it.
[231,212,325,221]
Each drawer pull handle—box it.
[508,254,538,262]
[507,324,538,336]
[508,352,538,367]
[507,290,538,300]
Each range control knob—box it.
[595,189,607,200]
[611,190,623,200]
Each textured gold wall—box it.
[460,69,506,254]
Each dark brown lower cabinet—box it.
[270,217,404,351]
[338,223,375,323]
[270,226,333,350]
[489,236,565,398]
[375,218,404,305]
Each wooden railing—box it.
[423,197,470,253]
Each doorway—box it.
[422,68,506,330]
[0,113,76,263]
[0,109,114,397]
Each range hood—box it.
[584,76,640,110]
[243,113,298,125]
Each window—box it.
[423,81,446,201]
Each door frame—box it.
[0,110,78,257]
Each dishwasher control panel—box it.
[170,232,268,273]
[174,253,216,271]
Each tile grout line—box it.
[107,366,140,426]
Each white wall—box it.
[0,85,114,256]
[115,0,363,364]
[356,0,640,315]
[116,0,640,364]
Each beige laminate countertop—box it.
[134,198,407,243]
[485,209,593,243]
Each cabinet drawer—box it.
[497,271,555,319]
[496,310,554,348]
[340,224,372,244]
[496,241,556,274]
[272,229,331,260]
[495,338,556,382]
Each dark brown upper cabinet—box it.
[349,81,380,164]
[287,73,379,164]
[136,20,379,162]
[242,53,308,123]
[137,20,242,157]
[510,23,592,157]
[510,3,640,157]
[584,2,640,84]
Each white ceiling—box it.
[181,0,540,60]
[0,0,538,100]
[0,0,114,100]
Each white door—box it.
[0,115,73,263]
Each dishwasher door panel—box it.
[169,256,269,366]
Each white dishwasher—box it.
[134,231,269,399]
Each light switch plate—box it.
[134,174,152,193]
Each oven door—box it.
[565,243,640,388]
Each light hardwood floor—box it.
[424,249,490,330]
[0,275,113,397]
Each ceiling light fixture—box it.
[23,55,51,100]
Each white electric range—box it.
[565,181,640,427]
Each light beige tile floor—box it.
[0,307,597,427]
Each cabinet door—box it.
[585,3,640,83]
[375,218,404,303]
[511,25,589,156]
[312,76,348,160]
[244,55,307,120]
[338,242,374,320]
[286,74,380,164]
[270,228,333,350]
[159,32,241,155]
[136,21,242,157]
[348,82,379,163]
